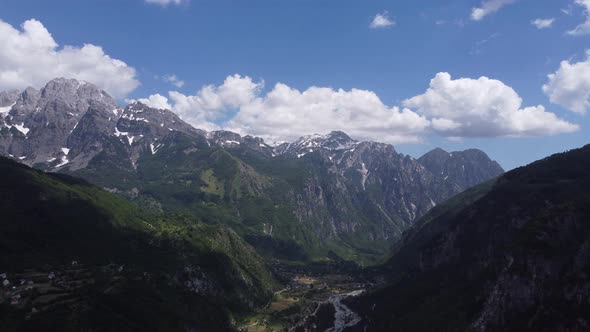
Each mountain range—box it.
[0,78,504,263]
[1,78,589,332]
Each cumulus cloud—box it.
[136,73,578,143]
[471,0,515,21]
[404,72,579,137]
[370,11,395,29]
[129,94,172,110]
[543,51,590,114]
[568,0,590,35]
[162,74,185,88]
[0,19,139,98]
[531,18,555,29]
[144,0,186,6]
[224,84,428,144]
[142,74,262,131]
[138,75,428,143]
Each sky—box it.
[0,0,589,170]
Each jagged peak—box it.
[29,77,119,112]
[281,131,358,156]
[122,101,180,121]
[125,100,148,112]
[295,131,355,145]
[242,135,266,144]
[124,101,180,118]
[42,77,97,95]
[207,130,242,146]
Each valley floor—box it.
[238,262,376,332]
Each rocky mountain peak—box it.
[118,102,203,138]
[1,79,120,167]
[207,130,242,147]
[421,147,450,159]
[41,78,85,98]
[299,131,357,150]
[417,148,451,170]
[205,131,273,156]
[126,101,148,111]
[278,131,359,157]
[40,78,117,111]
[321,131,356,149]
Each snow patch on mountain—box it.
[277,131,358,157]
[0,102,15,115]
[55,156,70,167]
[150,142,162,154]
[13,123,30,136]
[114,127,135,145]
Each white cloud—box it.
[531,18,555,29]
[136,73,579,143]
[543,51,590,114]
[0,19,138,98]
[568,0,590,35]
[140,75,428,143]
[225,83,428,144]
[145,0,185,6]
[404,72,578,137]
[147,74,262,131]
[130,94,172,110]
[471,0,516,21]
[370,11,395,29]
[162,74,185,88]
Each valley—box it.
[1,0,589,329]
[238,262,372,332]
[1,78,588,331]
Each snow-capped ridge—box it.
[274,130,359,157]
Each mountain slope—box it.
[0,157,276,331]
[418,147,504,190]
[206,130,504,261]
[345,145,590,331]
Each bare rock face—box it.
[0,79,207,171]
[0,90,19,107]
[258,132,503,246]
[0,78,119,166]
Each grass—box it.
[200,168,224,196]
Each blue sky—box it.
[0,0,589,169]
